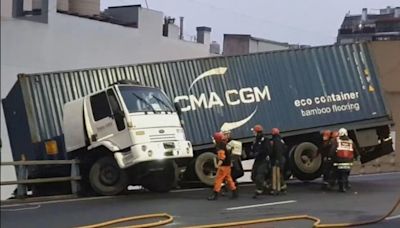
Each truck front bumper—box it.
[114,141,193,169]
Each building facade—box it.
[337,7,400,44]
[223,34,308,56]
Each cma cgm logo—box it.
[174,67,271,130]
[173,67,271,131]
[174,67,271,112]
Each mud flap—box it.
[360,138,394,164]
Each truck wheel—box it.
[89,156,128,196]
[142,161,176,193]
[289,142,323,181]
[195,152,217,186]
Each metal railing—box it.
[0,160,81,198]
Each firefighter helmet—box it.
[213,132,226,143]
[252,124,263,133]
[271,128,280,135]
[322,130,332,140]
[338,128,348,137]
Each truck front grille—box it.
[149,134,176,142]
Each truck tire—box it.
[195,152,217,186]
[142,161,176,193]
[289,142,323,181]
[89,156,128,196]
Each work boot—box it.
[230,189,238,199]
[252,190,262,199]
[220,185,228,196]
[207,191,218,200]
[269,190,278,196]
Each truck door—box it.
[89,90,131,149]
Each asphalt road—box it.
[1,172,400,228]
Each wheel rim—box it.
[202,160,217,178]
[294,146,321,174]
[100,165,119,186]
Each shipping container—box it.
[2,42,395,189]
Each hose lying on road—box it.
[76,213,173,228]
[187,196,400,228]
[75,196,400,228]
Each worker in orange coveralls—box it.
[208,132,238,200]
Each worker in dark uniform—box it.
[208,132,238,200]
[326,130,340,189]
[332,128,357,192]
[320,130,334,189]
[270,128,287,195]
[250,125,272,198]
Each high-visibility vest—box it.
[336,138,354,160]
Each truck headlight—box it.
[142,145,147,151]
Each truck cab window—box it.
[107,89,121,114]
[90,92,112,121]
[107,89,126,131]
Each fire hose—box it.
[77,196,400,228]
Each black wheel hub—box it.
[202,161,216,177]
[100,165,119,186]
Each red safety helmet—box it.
[331,131,339,138]
[213,132,225,143]
[271,128,280,135]
[252,124,263,133]
[322,130,332,140]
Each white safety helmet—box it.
[338,128,348,137]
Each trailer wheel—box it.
[142,161,176,193]
[195,152,217,186]
[89,156,128,196]
[290,142,323,181]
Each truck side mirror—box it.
[174,102,182,117]
[174,103,184,126]
[114,110,125,131]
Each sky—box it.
[102,0,399,46]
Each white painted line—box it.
[351,172,400,178]
[226,200,297,211]
[0,196,115,208]
[171,188,207,193]
[1,205,41,212]
[386,214,400,220]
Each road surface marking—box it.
[171,188,207,193]
[226,200,297,211]
[351,172,400,178]
[386,214,400,220]
[0,205,41,212]
[0,196,115,208]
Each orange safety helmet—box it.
[322,130,332,140]
[331,131,339,138]
[271,128,280,135]
[252,124,263,133]
[213,132,226,143]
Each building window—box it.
[12,0,48,23]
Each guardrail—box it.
[0,160,81,198]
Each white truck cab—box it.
[63,81,193,195]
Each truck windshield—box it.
[119,86,174,113]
